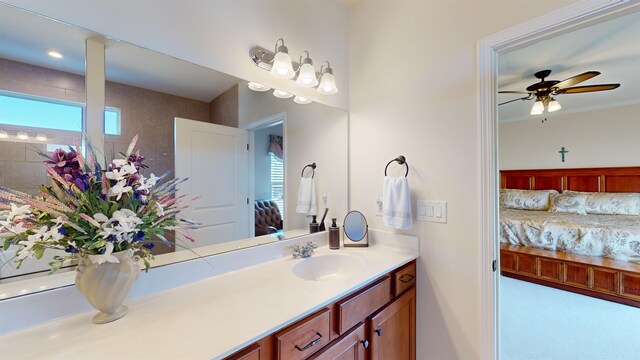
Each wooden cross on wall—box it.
[559,146,569,162]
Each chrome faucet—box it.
[291,241,318,259]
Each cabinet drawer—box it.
[224,343,260,360]
[394,262,416,296]
[336,276,391,335]
[275,308,331,360]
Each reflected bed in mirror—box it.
[0,3,348,291]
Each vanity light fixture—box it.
[296,51,319,88]
[530,99,544,115]
[47,49,63,59]
[273,89,294,99]
[247,82,271,92]
[317,62,338,95]
[0,130,8,139]
[16,131,29,140]
[250,39,337,95]
[269,39,295,79]
[36,133,48,142]
[547,98,562,112]
[293,96,312,105]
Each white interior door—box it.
[175,117,249,248]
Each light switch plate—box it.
[417,200,447,223]
[375,195,383,216]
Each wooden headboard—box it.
[500,167,640,193]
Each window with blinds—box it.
[270,153,284,218]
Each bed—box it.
[499,167,640,307]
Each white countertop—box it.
[0,243,418,359]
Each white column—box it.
[85,36,105,167]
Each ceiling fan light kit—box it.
[499,69,620,116]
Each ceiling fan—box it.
[499,69,620,115]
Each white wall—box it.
[500,103,640,169]
[239,85,348,232]
[348,1,573,359]
[1,0,349,110]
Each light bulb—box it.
[294,96,312,104]
[47,50,63,59]
[36,133,48,142]
[0,130,8,139]
[530,100,544,115]
[296,63,318,88]
[270,41,295,79]
[547,99,562,112]
[248,82,271,92]
[317,72,338,95]
[273,89,293,99]
[16,132,29,140]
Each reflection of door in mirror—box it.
[251,121,285,239]
[174,118,249,250]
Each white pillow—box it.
[500,189,558,211]
[563,191,640,216]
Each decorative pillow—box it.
[563,191,640,216]
[500,189,558,211]
[549,193,588,215]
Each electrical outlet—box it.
[322,193,329,208]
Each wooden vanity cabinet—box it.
[368,287,416,360]
[222,260,416,360]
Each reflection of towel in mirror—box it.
[296,177,317,215]
[383,177,413,229]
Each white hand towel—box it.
[383,176,413,229]
[296,177,317,215]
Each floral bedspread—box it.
[500,208,640,263]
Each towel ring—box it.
[301,163,316,178]
[384,156,409,177]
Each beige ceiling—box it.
[0,4,239,102]
[498,10,640,122]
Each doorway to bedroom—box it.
[496,9,640,359]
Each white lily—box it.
[89,242,120,265]
[93,213,109,223]
[112,159,128,167]
[105,168,128,181]
[8,203,31,221]
[147,173,160,187]
[108,180,132,200]
[121,163,137,175]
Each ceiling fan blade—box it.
[499,97,530,106]
[554,71,600,89]
[557,84,620,94]
[499,90,533,94]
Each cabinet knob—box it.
[360,340,369,348]
[375,328,383,336]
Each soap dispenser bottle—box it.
[329,218,340,250]
[309,215,319,233]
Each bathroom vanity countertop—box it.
[0,244,418,359]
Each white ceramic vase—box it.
[75,249,140,324]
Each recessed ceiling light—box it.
[248,82,271,92]
[273,89,293,99]
[294,96,312,105]
[47,50,63,59]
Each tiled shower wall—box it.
[1,58,237,255]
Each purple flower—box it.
[134,191,149,205]
[58,227,69,236]
[127,150,147,170]
[142,243,155,249]
[65,245,79,253]
[134,231,145,242]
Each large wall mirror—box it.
[0,4,348,288]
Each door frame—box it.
[477,0,640,358]
[246,112,287,237]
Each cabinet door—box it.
[308,323,367,360]
[369,287,416,360]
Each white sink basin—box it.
[292,254,366,281]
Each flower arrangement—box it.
[0,135,197,272]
